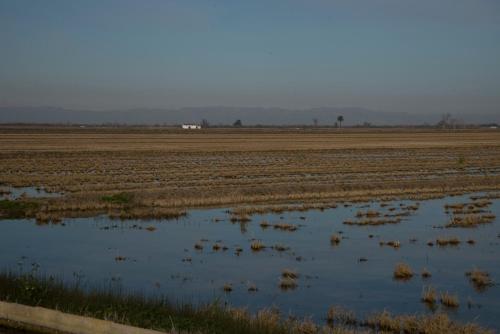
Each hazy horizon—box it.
[1,0,500,117]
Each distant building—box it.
[182,124,201,129]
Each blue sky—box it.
[1,0,499,114]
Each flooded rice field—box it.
[0,186,62,200]
[0,192,499,329]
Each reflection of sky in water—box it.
[0,193,499,329]
[0,186,62,199]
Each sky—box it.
[1,0,500,114]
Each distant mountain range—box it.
[0,106,497,126]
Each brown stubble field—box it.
[1,127,499,220]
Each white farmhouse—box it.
[181,124,201,129]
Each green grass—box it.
[100,192,133,205]
[0,199,39,219]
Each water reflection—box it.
[0,192,499,329]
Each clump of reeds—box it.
[230,203,336,217]
[213,243,222,251]
[330,234,341,245]
[35,212,62,225]
[344,218,401,226]
[421,268,432,278]
[393,263,413,280]
[436,237,460,246]
[273,244,289,252]
[446,214,496,228]
[281,268,299,279]
[465,269,494,290]
[273,223,298,231]
[402,204,419,211]
[363,311,490,333]
[250,240,265,251]
[108,207,187,221]
[230,214,251,223]
[279,277,297,290]
[440,291,460,308]
[0,188,11,196]
[472,199,493,208]
[386,240,401,248]
[259,221,270,228]
[223,283,232,292]
[421,286,437,305]
[444,203,467,210]
[356,210,380,218]
[194,241,203,250]
[326,306,356,325]
[0,266,494,333]
[145,226,156,232]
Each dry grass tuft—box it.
[436,237,461,246]
[364,310,491,333]
[259,220,270,228]
[273,244,289,252]
[326,306,357,326]
[279,277,297,290]
[386,240,401,248]
[356,210,380,218]
[281,268,299,279]
[344,218,401,226]
[421,286,437,305]
[467,239,476,245]
[230,214,251,223]
[273,223,298,232]
[35,212,63,225]
[446,213,496,228]
[440,292,460,308]
[421,268,432,278]
[330,234,341,245]
[465,269,494,291]
[250,240,265,251]
[393,263,413,280]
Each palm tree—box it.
[337,115,344,128]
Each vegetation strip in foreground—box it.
[0,272,494,334]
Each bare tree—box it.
[313,118,318,127]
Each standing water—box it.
[0,192,499,329]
